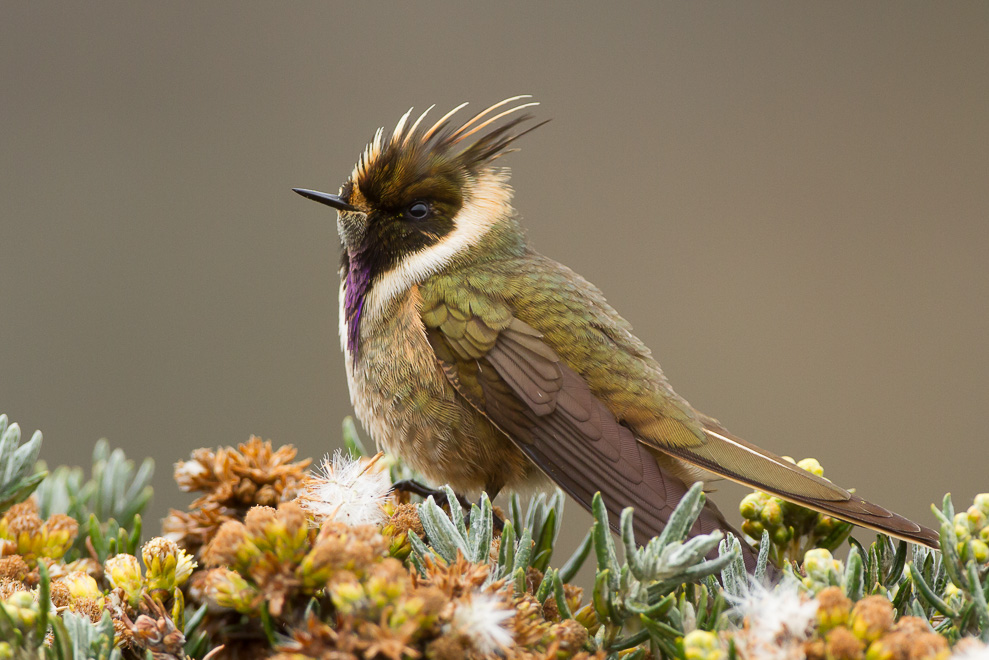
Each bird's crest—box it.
[347,96,547,208]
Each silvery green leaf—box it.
[509,492,523,532]
[666,531,723,570]
[443,484,467,538]
[719,535,746,599]
[418,495,468,563]
[591,492,619,586]
[934,498,969,591]
[407,531,432,576]
[0,419,20,480]
[58,610,118,660]
[535,568,554,601]
[514,527,533,572]
[7,430,41,482]
[525,492,547,535]
[656,481,705,547]
[531,507,557,572]
[497,521,516,573]
[647,549,738,597]
[466,492,492,563]
[621,507,642,578]
[908,561,955,618]
[753,529,771,584]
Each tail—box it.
[658,420,939,549]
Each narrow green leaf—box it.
[559,530,592,584]
[513,566,527,596]
[553,570,572,619]
[966,562,989,640]
[531,508,557,572]
[37,561,50,641]
[259,601,278,646]
[845,546,864,601]
[884,540,908,589]
[908,562,957,618]
[515,527,533,572]
[498,521,516,573]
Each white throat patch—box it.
[359,169,513,326]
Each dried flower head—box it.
[164,436,311,557]
[849,596,894,644]
[296,451,391,527]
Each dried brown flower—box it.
[850,595,894,643]
[865,630,949,660]
[164,437,311,557]
[387,503,424,538]
[414,552,490,599]
[825,627,865,660]
[0,555,29,581]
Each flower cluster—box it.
[0,499,78,568]
[3,410,989,659]
[739,457,854,564]
[952,493,989,564]
[162,436,311,558]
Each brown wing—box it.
[420,257,938,554]
[425,307,751,560]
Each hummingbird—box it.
[294,96,939,565]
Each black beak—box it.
[292,188,361,213]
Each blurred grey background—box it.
[2,2,987,559]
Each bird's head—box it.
[295,97,546,354]
[295,95,545,272]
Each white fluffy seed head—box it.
[732,579,819,660]
[296,450,391,527]
[449,591,514,655]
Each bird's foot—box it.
[389,480,505,533]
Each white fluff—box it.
[953,641,989,660]
[297,451,391,527]
[732,580,819,660]
[449,591,514,655]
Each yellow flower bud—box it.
[104,553,143,605]
[61,571,102,600]
[804,548,842,590]
[739,493,765,521]
[683,629,726,660]
[330,580,366,615]
[797,457,824,477]
[741,520,765,540]
[974,493,989,517]
[771,525,793,546]
[205,567,260,613]
[761,498,784,528]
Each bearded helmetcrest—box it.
[336,97,546,360]
[347,96,546,205]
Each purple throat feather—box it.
[344,249,373,359]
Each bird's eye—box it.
[405,201,430,220]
